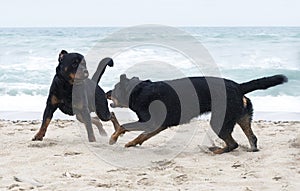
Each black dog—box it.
[32,50,121,142]
[107,74,287,154]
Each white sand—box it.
[0,118,299,190]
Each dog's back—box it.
[129,75,287,127]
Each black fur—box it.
[108,74,288,153]
[239,74,287,94]
[32,50,116,142]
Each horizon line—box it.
[1,25,300,28]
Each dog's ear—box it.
[58,50,68,62]
[120,74,127,82]
[120,74,128,87]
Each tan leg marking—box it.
[237,114,258,152]
[125,127,165,147]
[32,118,51,141]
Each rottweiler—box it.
[107,74,287,154]
[32,50,121,142]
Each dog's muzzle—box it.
[75,67,89,80]
[110,98,118,108]
[83,69,89,78]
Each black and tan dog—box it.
[107,74,287,154]
[32,50,120,142]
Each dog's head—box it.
[56,50,89,84]
[107,74,141,108]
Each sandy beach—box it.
[1,0,300,189]
[1,116,299,191]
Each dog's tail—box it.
[239,74,288,95]
[91,57,114,84]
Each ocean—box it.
[0,27,299,120]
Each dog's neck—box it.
[56,66,71,83]
[119,77,143,107]
[125,77,143,96]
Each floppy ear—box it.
[58,50,68,62]
[120,74,127,82]
[120,74,128,87]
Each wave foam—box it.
[0,95,298,113]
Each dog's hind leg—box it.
[91,117,107,136]
[237,114,258,152]
[209,133,238,154]
[125,126,166,147]
[237,97,258,152]
[209,115,239,154]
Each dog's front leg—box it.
[109,121,151,145]
[73,82,96,142]
[109,112,121,132]
[91,117,107,136]
[76,110,96,142]
[32,103,57,141]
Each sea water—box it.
[0,27,299,120]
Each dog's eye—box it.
[72,63,78,68]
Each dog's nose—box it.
[83,69,89,77]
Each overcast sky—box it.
[1,0,300,27]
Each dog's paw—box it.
[208,146,221,152]
[88,136,96,142]
[247,148,259,152]
[32,133,44,141]
[208,146,225,154]
[125,141,138,148]
[99,130,107,137]
[109,129,123,145]
[109,137,117,145]
[32,136,43,141]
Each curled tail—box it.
[239,74,288,95]
[91,57,114,84]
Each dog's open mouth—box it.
[110,98,118,108]
[110,98,128,108]
[106,90,127,108]
[109,96,122,108]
